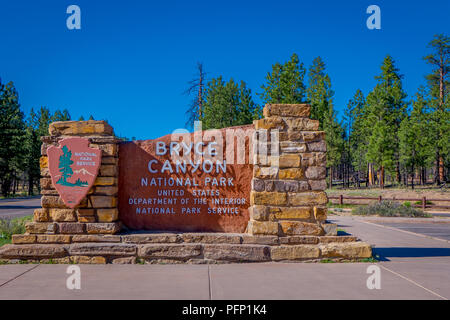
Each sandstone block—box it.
[69,243,136,256]
[263,104,310,118]
[249,205,269,221]
[314,207,327,221]
[250,191,287,206]
[90,196,117,208]
[320,242,372,259]
[34,208,49,222]
[251,179,265,192]
[39,156,48,169]
[99,165,117,177]
[305,166,326,180]
[241,235,279,245]
[280,141,307,153]
[102,157,118,165]
[182,233,242,244]
[0,244,67,259]
[91,143,118,157]
[322,223,337,236]
[288,191,328,206]
[279,168,304,180]
[58,223,85,234]
[269,207,312,220]
[26,222,57,234]
[273,180,299,192]
[49,209,77,222]
[254,166,278,179]
[279,236,319,245]
[308,141,327,152]
[284,118,320,131]
[36,235,72,244]
[97,208,119,222]
[49,120,113,136]
[279,221,324,236]
[309,179,327,191]
[94,177,117,186]
[40,177,53,190]
[78,216,96,223]
[254,117,285,130]
[278,154,301,168]
[72,235,121,242]
[319,236,357,243]
[86,222,120,234]
[95,186,118,195]
[247,221,279,235]
[112,257,136,264]
[138,244,201,259]
[12,234,36,244]
[121,234,180,244]
[301,131,325,142]
[70,256,107,264]
[203,244,270,262]
[271,245,320,261]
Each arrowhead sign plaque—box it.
[47,137,102,208]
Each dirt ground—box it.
[326,186,450,210]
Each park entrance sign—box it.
[0,105,372,264]
[118,126,253,233]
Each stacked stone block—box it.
[22,120,121,243]
[248,104,330,237]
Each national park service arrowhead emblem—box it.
[47,137,101,208]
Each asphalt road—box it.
[0,197,41,219]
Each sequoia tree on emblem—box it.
[47,137,102,208]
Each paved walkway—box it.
[1,214,449,299]
[0,197,41,219]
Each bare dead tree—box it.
[184,62,207,128]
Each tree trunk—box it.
[380,166,385,189]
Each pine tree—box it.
[52,109,71,122]
[201,77,259,130]
[24,108,41,195]
[0,80,26,196]
[306,57,344,188]
[259,53,306,104]
[399,88,434,189]
[365,56,408,188]
[345,89,367,187]
[423,34,449,183]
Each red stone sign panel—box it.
[47,137,101,208]
[118,126,254,233]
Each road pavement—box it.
[0,199,449,299]
[0,197,40,219]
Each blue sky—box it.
[0,0,448,139]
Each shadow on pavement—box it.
[373,247,450,261]
[0,205,40,210]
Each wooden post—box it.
[422,196,426,211]
[378,195,382,203]
[339,194,344,205]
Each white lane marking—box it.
[379,264,448,300]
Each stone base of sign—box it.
[248,104,330,237]
[0,231,372,264]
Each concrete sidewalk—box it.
[0,215,449,300]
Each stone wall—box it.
[248,104,331,236]
[22,120,122,241]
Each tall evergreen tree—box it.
[306,57,344,188]
[0,80,26,196]
[201,77,259,130]
[344,89,367,187]
[423,34,449,183]
[399,88,434,188]
[259,53,306,104]
[365,55,408,188]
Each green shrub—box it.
[352,201,430,217]
[403,201,411,208]
[0,216,32,246]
